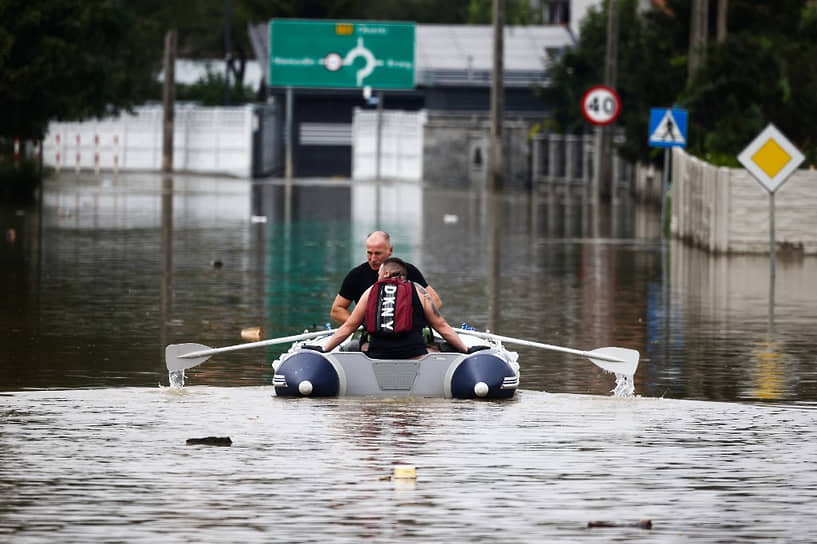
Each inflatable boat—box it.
[270,330,520,399]
[167,327,638,399]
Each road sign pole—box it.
[285,87,293,181]
[770,190,776,283]
[375,90,383,181]
[737,123,804,328]
[660,148,669,237]
[769,190,776,330]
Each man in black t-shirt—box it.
[323,257,466,356]
[330,231,442,324]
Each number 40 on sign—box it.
[581,85,622,126]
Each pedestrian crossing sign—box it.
[648,108,687,148]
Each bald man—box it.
[330,231,442,324]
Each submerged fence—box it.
[530,130,634,194]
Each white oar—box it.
[454,328,640,376]
[165,329,338,372]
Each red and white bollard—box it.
[113,134,120,176]
[55,133,62,173]
[75,134,81,175]
[94,134,100,176]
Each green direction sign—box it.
[269,19,415,89]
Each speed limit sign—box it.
[581,85,621,126]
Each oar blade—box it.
[589,347,640,376]
[166,343,213,372]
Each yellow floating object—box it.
[393,465,417,479]
[241,326,263,341]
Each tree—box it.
[540,0,817,166]
[682,0,817,165]
[0,0,163,140]
[539,0,687,163]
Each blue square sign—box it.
[648,108,688,148]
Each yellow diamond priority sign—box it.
[738,123,804,193]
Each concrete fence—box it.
[42,104,281,178]
[351,108,426,182]
[420,112,531,189]
[671,147,817,254]
[633,162,663,206]
[351,109,535,189]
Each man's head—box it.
[365,231,393,271]
[379,257,407,280]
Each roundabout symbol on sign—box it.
[581,85,621,126]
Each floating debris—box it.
[588,519,652,529]
[241,326,263,342]
[186,437,232,446]
[393,465,417,479]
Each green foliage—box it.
[538,0,688,163]
[176,69,256,106]
[465,0,536,24]
[542,0,817,166]
[680,1,817,165]
[0,150,41,202]
[0,0,162,140]
[538,3,607,134]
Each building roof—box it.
[415,24,574,87]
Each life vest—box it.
[365,278,414,335]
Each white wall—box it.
[671,147,817,254]
[351,108,426,182]
[42,104,257,178]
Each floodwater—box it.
[2,173,817,542]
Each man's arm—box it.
[330,294,353,325]
[424,284,442,310]
[406,264,442,309]
[416,285,466,353]
[325,290,369,352]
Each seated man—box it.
[321,257,467,358]
[330,231,442,325]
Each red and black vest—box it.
[365,278,414,335]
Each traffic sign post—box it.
[581,85,621,126]
[268,19,415,182]
[648,108,687,148]
[269,19,415,89]
[581,85,621,201]
[738,123,805,301]
[648,107,688,237]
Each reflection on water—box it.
[1,173,816,402]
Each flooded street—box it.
[2,173,817,541]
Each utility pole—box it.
[598,0,619,201]
[224,0,232,105]
[490,0,505,192]
[688,0,709,82]
[716,0,728,43]
[162,29,177,173]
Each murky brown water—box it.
[1,173,816,542]
[3,173,815,401]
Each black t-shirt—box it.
[338,262,428,303]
